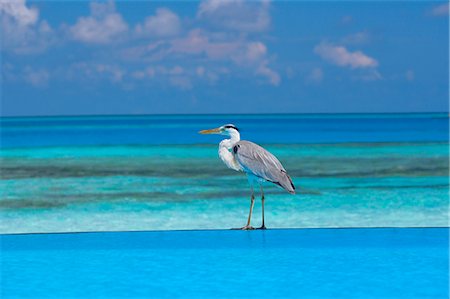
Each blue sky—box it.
[1,0,448,116]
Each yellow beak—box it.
[199,127,221,134]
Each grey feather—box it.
[233,141,296,194]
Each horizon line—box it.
[1,111,449,119]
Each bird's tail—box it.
[278,171,296,194]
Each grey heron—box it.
[200,124,295,230]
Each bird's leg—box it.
[235,188,255,230]
[257,185,267,230]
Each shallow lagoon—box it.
[0,114,448,233]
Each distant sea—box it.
[0,113,448,233]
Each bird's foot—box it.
[256,225,267,230]
[241,225,255,230]
[231,225,255,230]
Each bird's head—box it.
[199,124,240,137]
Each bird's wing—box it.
[233,141,295,194]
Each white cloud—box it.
[256,61,280,85]
[120,28,280,86]
[70,1,128,44]
[2,1,280,88]
[243,42,267,62]
[135,8,181,37]
[0,0,54,54]
[314,42,378,69]
[430,3,449,17]
[197,0,270,32]
[170,29,241,60]
[169,29,280,85]
[0,0,38,26]
[235,42,280,85]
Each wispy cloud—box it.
[169,29,241,60]
[94,64,125,82]
[67,62,126,83]
[2,64,50,87]
[341,31,370,45]
[256,61,280,85]
[306,67,323,84]
[235,42,280,85]
[123,28,281,86]
[405,70,415,81]
[171,30,280,85]
[314,42,378,69]
[357,69,382,81]
[69,1,128,44]
[197,0,271,33]
[24,66,50,87]
[340,15,353,25]
[135,8,181,38]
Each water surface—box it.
[1,114,448,233]
[1,228,448,299]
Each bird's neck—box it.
[218,132,241,171]
[220,131,240,149]
[228,130,241,144]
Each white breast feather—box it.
[218,140,241,171]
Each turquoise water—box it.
[0,114,448,233]
[1,228,448,299]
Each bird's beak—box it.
[199,127,221,134]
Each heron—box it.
[199,124,295,230]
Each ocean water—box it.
[0,114,448,233]
[2,228,448,299]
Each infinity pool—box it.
[1,228,448,299]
